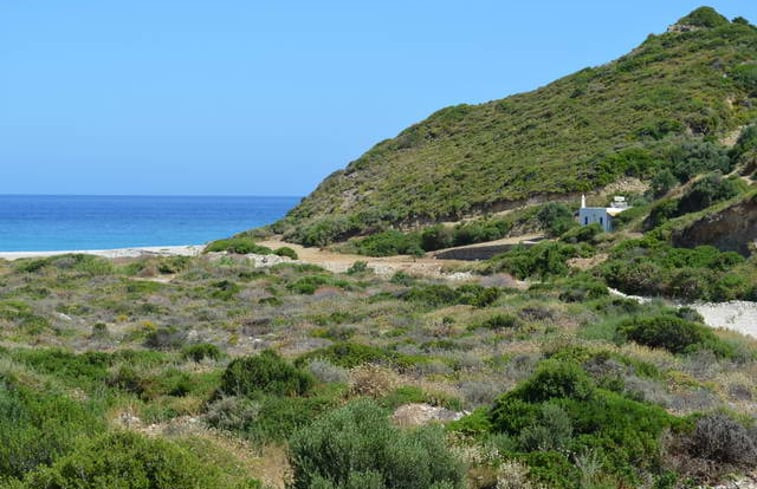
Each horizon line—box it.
[0,193,303,198]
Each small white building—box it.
[577,195,630,232]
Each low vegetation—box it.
[0,7,755,489]
[0,227,754,487]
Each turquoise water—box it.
[0,195,300,251]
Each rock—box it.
[55,312,73,321]
[392,403,464,427]
[672,194,757,256]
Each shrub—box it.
[676,174,740,214]
[294,216,357,247]
[481,361,679,488]
[617,315,734,357]
[274,246,298,260]
[676,7,730,28]
[686,414,757,466]
[452,218,512,247]
[486,242,588,279]
[306,359,349,384]
[219,350,315,398]
[20,431,226,489]
[346,261,369,275]
[389,271,414,285]
[517,404,573,452]
[0,300,50,334]
[537,203,576,237]
[353,230,424,257]
[649,169,678,197]
[0,381,103,481]
[557,275,609,303]
[288,399,465,489]
[204,396,261,432]
[476,314,519,330]
[402,284,459,306]
[244,393,338,443]
[210,280,241,300]
[348,365,398,398]
[420,225,455,251]
[182,343,223,362]
[205,237,273,255]
[559,223,602,244]
[156,255,191,274]
[295,342,413,370]
[600,238,751,301]
[143,326,187,350]
[286,275,348,295]
[509,360,594,403]
[669,141,731,183]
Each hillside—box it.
[273,8,756,246]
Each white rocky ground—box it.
[609,288,757,339]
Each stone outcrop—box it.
[672,194,757,256]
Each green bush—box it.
[346,261,369,275]
[617,314,735,357]
[556,274,609,303]
[669,141,732,183]
[295,342,418,370]
[243,393,339,443]
[559,223,602,244]
[219,350,315,398]
[517,404,573,452]
[509,360,594,403]
[155,255,191,274]
[600,238,750,301]
[649,169,678,197]
[0,301,51,334]
[474,313,519,330]
[0,381,103,482]
[677,6,730,28]
[353,230,424,257]
[452,218,512,247]
[143,326,187,350]
[420,225,455,251]
[486,242,590,279]
[19,431,228,489]
[182,343,223,362]
[401,284,500,308]
[293,216,358,247]
[274,246,299,260]
[286,274,348,295]
[209,280,241,300]
[205,237,274,255]
[537,203,576,237]
[676,173,740,214]
[480,360,680,488]
[288,399,464,489]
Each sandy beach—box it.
[0,244,205,261]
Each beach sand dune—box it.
[0,245,204,261]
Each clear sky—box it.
[1,1,754,196]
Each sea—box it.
[0,195,300,252]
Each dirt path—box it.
[256,238,472,278]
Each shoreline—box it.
[0,244,205,261]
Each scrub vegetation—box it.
[273,8,757,244]
[1,8,756,489]
[0,234,755,487]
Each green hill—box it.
[273,7,756,246]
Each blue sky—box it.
[1,1,754,196]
